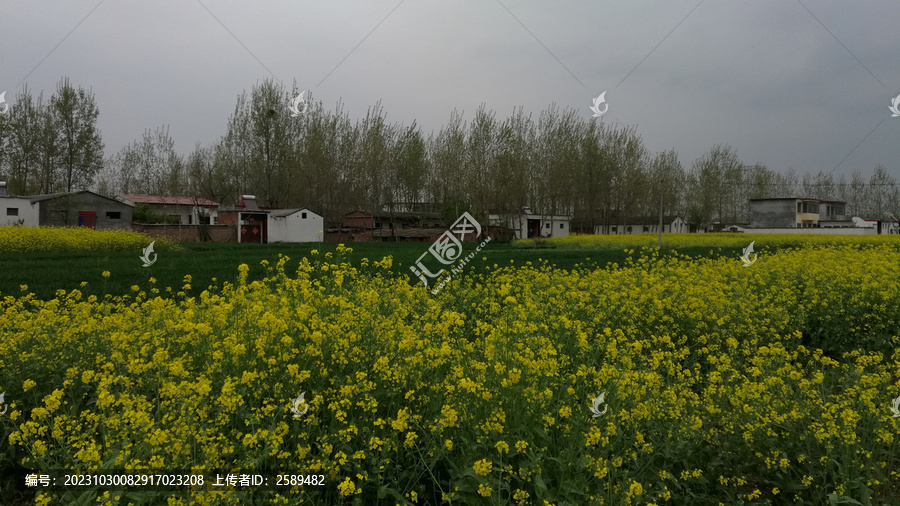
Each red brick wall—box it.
[132,224,236,242]
[342,212,372,228]
[217,212,239,226]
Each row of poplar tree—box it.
[0,78,103,196]
[1,77,898,227]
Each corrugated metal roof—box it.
[31,191,131,205]
[269,208,321,218]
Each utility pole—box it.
[658,176,664,249]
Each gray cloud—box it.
[2,0,897,179]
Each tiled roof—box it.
[119,194,219,206]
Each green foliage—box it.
[132,202,178,224]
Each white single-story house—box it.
[268,208,324,243]
[487,212,570,239]
[853,217,900,235]
[0,196,39,226]
[595,215,688,235]
[0,183,39,226]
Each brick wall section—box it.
[132,224,236,242]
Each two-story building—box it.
[749,198,827,228]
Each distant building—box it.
[749,198,856,228]
[747,198,895,234]
[749,198,827,228]
[818,200,852,228]
[117,195,219,225]
[487,212,570,239]
[337,210,447,241]
[853,217,900,235]
[217,195,269,243]
[594,215,688,235]
[31,191,133,230]
[218,196,326,243]
[0,182,39,226]
[268,208,324,243]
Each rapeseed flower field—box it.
[0,226,178,253]
[2,239,899,505]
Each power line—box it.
[15,0,107,89]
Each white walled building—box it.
[595,215,688,235]
[0,182,38,226]
[268,208,325,242]
[487,212,570,239]
[0,196,39,227]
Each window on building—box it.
[643,226,649,232]
[188,215,193,224]
[611,226,617,232]
[7,208,19,216]
[545,223,550,228]
[302,212,307,219]
[627,226,632,232]
[560,223,564,229]
[798,202,819,214]
[106,211,121,219]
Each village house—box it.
[218,195,326,243]
[117,194,219,225]
[487,209,570,239]
[217,195,270,243]
[747,198,896,234]
[594,215,688,235]
[0,182,39,227]
[749,198,837,228]
[268,208,325,243]
[335,210,448,242]
[30,190,133,230]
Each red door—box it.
[78,211,97,229]
[240,214,267,243]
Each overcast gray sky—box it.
[2,1,898,181]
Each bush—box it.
[132,202,179,224]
